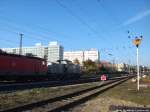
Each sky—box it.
[0,0,150,66]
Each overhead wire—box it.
[58,0,136,64]
[0,15,59,41]
[0,25,46,43]
[70,0,127,61]
[27,23,75,47]
[0,15,74,48]
[96,0,136,63]
[70,1,121,51]
[55,0,107,41]
[0,39,17,47]
[0,1,135,64]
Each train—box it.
[48,60,81,80]
[0,50,81,81]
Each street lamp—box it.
[133,36,143,91]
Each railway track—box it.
[0,77,102,92]
[0,76,132,112]
[0,75,131,92]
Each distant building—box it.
[64,51,84,64]
[114,63,128,72]
[84,50,99,62]
[64,49,100,65]
[2,41,64,63]
[48,42,64,63]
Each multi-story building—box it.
[64,51,84,64]
[64,49,100,65]
[114,63,128,72]
[84,50,99,62]
[2,41,63,63]
[48,41,64,63]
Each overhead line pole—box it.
[19,33,23,55]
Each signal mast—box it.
[128,31,143,91]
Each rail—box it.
[0,76,132,112]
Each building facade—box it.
[84,50,99,62]
[2,42,63,63]
[48,42,64,63]
[64,49,99,65]
[64,51,84,64]
[114,63,128,72]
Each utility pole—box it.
[107,53,114,72]
[128,59,131,74]
[112,58,115,72]
[133,36,143,91]
[19,33,23,55]
[143,66,145,75]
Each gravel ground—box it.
[72,78,150,112]
[72,97,144,112]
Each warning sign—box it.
[101,75,107,81]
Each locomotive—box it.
[0,50,81,81]
[48,60,81,80]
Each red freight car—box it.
[0,51,47,81]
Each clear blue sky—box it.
[0,0,150,66]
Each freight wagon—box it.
[0,51,47,81]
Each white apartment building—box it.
[48,42,63,63]
[84,50,99,61]
[114,63,128,72]
[2,41,63,63]
[64,49,100,64]
[64,51,84,64]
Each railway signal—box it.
[133,36,143,91]
[127,31,143,91]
